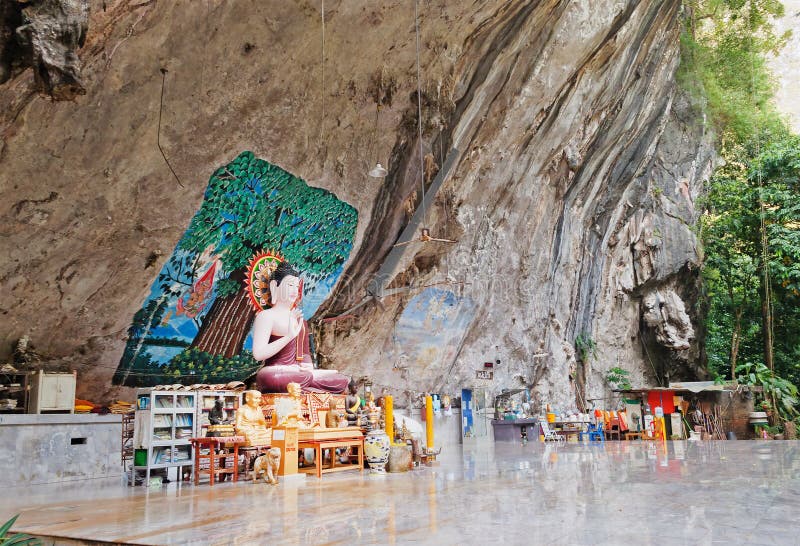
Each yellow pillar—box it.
[385,395,394,444]
[425,395,434,450]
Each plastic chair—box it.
[540,422,565,443]
[579,422,605,442]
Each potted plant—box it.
[0,514,39,545]
[769,423,785,440]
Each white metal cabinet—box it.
[28,370,76,413]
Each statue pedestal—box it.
[272,425,299,476]
[261,393,346,426]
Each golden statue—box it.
[234,390,271,446]
[325,399,340,428]
[274,382,313,428]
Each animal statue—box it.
[252,448,282,485]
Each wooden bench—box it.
[297,436,364,478]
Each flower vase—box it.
[364,428,391,473]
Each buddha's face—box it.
[270,275,301,306]
[246,391,262,407]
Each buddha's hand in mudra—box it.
[288,309,303,337]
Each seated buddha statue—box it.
[234,390,271,446]
[274,382,312,428]
[345,380,363,426]
[252,262,349,394]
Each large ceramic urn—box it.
[364,429,391,473]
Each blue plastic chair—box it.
[580,422,605,442]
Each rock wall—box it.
[0,0,712,408]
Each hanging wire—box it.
[373,102,381,163]
[748,1,774,375]
[157,68,185,188]
[320,0,326,143]
[414,0,427,225]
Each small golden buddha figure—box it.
[234,390,270,446]
[325,399,339,428]
[275,382,314,428]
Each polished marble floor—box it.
[2,440,799,545]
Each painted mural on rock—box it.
[114,152,358,387]
[383,288,476,383]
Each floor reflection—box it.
[2,441,800,544]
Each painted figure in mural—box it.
[176,250,220,319]
[234,390,271,446]
[252,262,349,393]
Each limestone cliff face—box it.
[0,0,711,407]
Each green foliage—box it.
[736,362,798,420]
[574,333,597,363]
[686,1,800,397]
[0,515,40,546]
[766,423,784,435]
[678,0,790,141]
[180,151,358,291]
[605,367,632,391]
[702,135,800,385]
[161,348,260,384]
[214,278,241,300]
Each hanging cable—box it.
[414,0,427,225]
[320,0,326,143]
[748,1,774,374]
[157,68,184,188]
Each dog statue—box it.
[252,448,282,485]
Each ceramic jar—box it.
[364,429,391,473]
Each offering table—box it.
[297,427,364,478]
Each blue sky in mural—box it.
[384,288,476,369]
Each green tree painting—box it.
[114,152,358,386]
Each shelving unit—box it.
[122,413,135,464]
[0,371,29,413]
[132,389,196,485]
[196,389,242,435]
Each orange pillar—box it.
[385,395,394,444]
[425,395,434,450]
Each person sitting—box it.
[252,262,349,393]
[234,390,271,446]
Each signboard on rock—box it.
[476,370,493,380]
